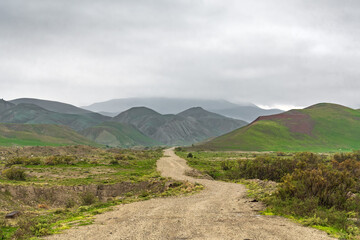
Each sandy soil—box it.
[46,148,334,240]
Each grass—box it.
[81,121,161,148]
[176,149,360,239]
[0,145,204,239]
[0,123,97,147]
[195,103,360,152]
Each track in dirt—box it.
[46,149,334,240]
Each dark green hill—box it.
[197,103,360,152]
[81,122,160,148]
[0,123,96,146]
[10,98,91,114]
[0,99,15,113]
[0,103,109,131]
[113,107,247,146]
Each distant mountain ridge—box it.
[196,103,360,152]
[113,106,247,145]
[82,98,283,122]
[10,98,92,115]
[0,103,110,131]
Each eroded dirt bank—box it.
[46,149,334,240]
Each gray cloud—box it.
[1,0,360,109]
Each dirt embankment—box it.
[0,181,164,210]
[46,149,334,240]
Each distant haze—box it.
[1,0,360,109]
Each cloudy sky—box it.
[1,0,360,109]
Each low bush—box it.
[2,167,26,181]
[109,159,119,165]
[44,156,76,165]
[80,191,97,206]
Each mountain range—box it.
[197,103,360,152]
[0,98,247,147]
[113,107,246,145]
[82,98,283,122]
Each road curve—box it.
[46,148,334,240]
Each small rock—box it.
[5,211,20,219]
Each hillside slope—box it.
[81,122,160,148]
[0,103,109,131]
[113,107,247,145]
[198,103,360,152]
[0,123,96,146]
[10,98,91,115]
[0,99,15,113]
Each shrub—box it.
[232,156,297,181]
[24,157,42,165]
[220,160,232,171]
[45,156,76,165]
[5,157,26,167]
[187,153,193,158]
[278,166,355,209]
[109,159,119,165]
[114,154,124,160]
[2,167,26,181]
[80,191,97,206]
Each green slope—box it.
[0,123,97,147]
[81,122,160,148]
[0,103,109,131]
[10,98,91,114]
[198,103,360,152]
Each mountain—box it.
[178,107,246,136]
[10,98,91,115]
[82,98,283,122]
[113,107,247,145]
[0,103,110,131]
[81,122,160,148]
[0,123,96,147]
[196,103,360,152]
[0,99,15,113]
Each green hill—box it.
[0,123,96,146]
[197,103,360,152]
[0,99,15,113]
[81,122,160,148]
[10,98,91,114]
[0,103,109,131]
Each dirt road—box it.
[47,148,334,240]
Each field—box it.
[176,148,360,239]
[0,146,202,239]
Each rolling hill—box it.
[82,97,283,122]
[0,99,15,113]
[113,107,247,145]
[0,123,96,146]
[10,98,91,115]
[81,122,160,148]
[197,103,360,152]
[0,103,109,131]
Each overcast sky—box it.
[1,0,360,110]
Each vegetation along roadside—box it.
[176,148,360,239]
[0,146,203,239]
